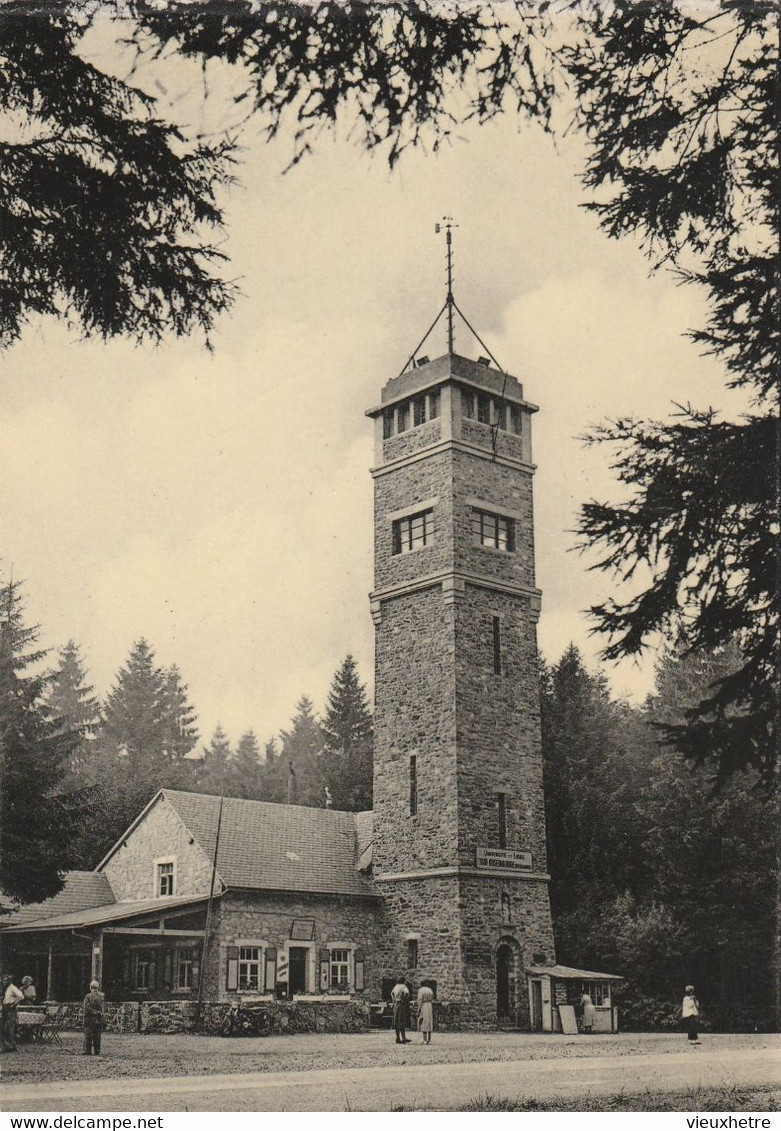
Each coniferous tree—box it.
[0,581,83,902]
[278,697,325,808]
[258,736,285,803]
[159,664,200,767]
[46,640,101,775]
[322,655,373,811]
[196,725,233,796]
[541,645,648,924]
[230,730,264,800]
[97,639,196,834]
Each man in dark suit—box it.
[83,980,105,1055]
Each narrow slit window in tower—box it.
[407,939,418,969]
[498,792,507,848]
[493,616,502,675]
[409,755,418,816]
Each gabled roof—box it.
[525,964,623,981]
[0,872,115,929]
[154,790,376,899]
[0,894,210,934]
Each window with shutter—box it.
[354,949,365,992]
[226,946,239,992]
[264,947,277,992]
[319,949,331,991]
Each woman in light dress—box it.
[580,991,596,1034]
[417,983,434,1044]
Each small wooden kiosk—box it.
[526,963,623,1033]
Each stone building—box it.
[0,343,619,1031]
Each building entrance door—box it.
[530,979,543,1030]
[496,944,513,1020]
[289,947,308,996]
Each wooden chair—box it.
[37,1005,66,1046]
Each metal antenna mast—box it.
[436,217,458,353]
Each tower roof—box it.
[366,353,537,418]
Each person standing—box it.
[417,983,434,1044]
[83,980,105,1056]
[391,977,411,1044]
[580,991,596,1034]
[1,975,25,1052]
[682,985,700,1044]
[21,977,36,1005]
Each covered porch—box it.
[0,895,213,1003]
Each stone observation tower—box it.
[366,222,555,1026]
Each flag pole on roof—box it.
[197,793,224,1023]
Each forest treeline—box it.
[0,579,774,1030]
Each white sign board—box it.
[476,848,532,870]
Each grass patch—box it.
[457,1084,779,1112]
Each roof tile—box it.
[162,790,375,898]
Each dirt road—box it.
[3,1041,778,1111]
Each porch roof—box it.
[525,964,623,981]
[0,872,115,929]
[0,893,210,934]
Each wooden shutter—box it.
[226,946,239,992]
[264,947,277,992]
[354,949,365,992]
[319,949,330,991]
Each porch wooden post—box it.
[91,930,103,986]
[47,939,55,1000]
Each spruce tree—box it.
[230,730,264,800]
[0,581,82,902]
[322,656,373,811]
[258,737,285,803]
[278,697,325,808]
[47,640,101,775]
[159,664,199,766]
[196,725,233,796]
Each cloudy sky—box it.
[0,20,746,748]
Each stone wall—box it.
[101,795,214,901]
[36,999,372,1035]
[373,450,454,589]
[200,891,381,1003]
[454,584,548,869]
[383,418,442,463]
[372,588,459,877]
[46,1000,141,1033]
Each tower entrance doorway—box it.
[496,940,519,1022]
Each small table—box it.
[16,1010,46,1042]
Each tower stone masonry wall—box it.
[370,352,554,1027]
[454,585,548,870]
[373,587,459,876]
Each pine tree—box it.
[278,697,325,808]
[196,725,233,796]
[0,581,83,902]
[230,730,264,799]
[46,640,101,775]
[321,656,373,811]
